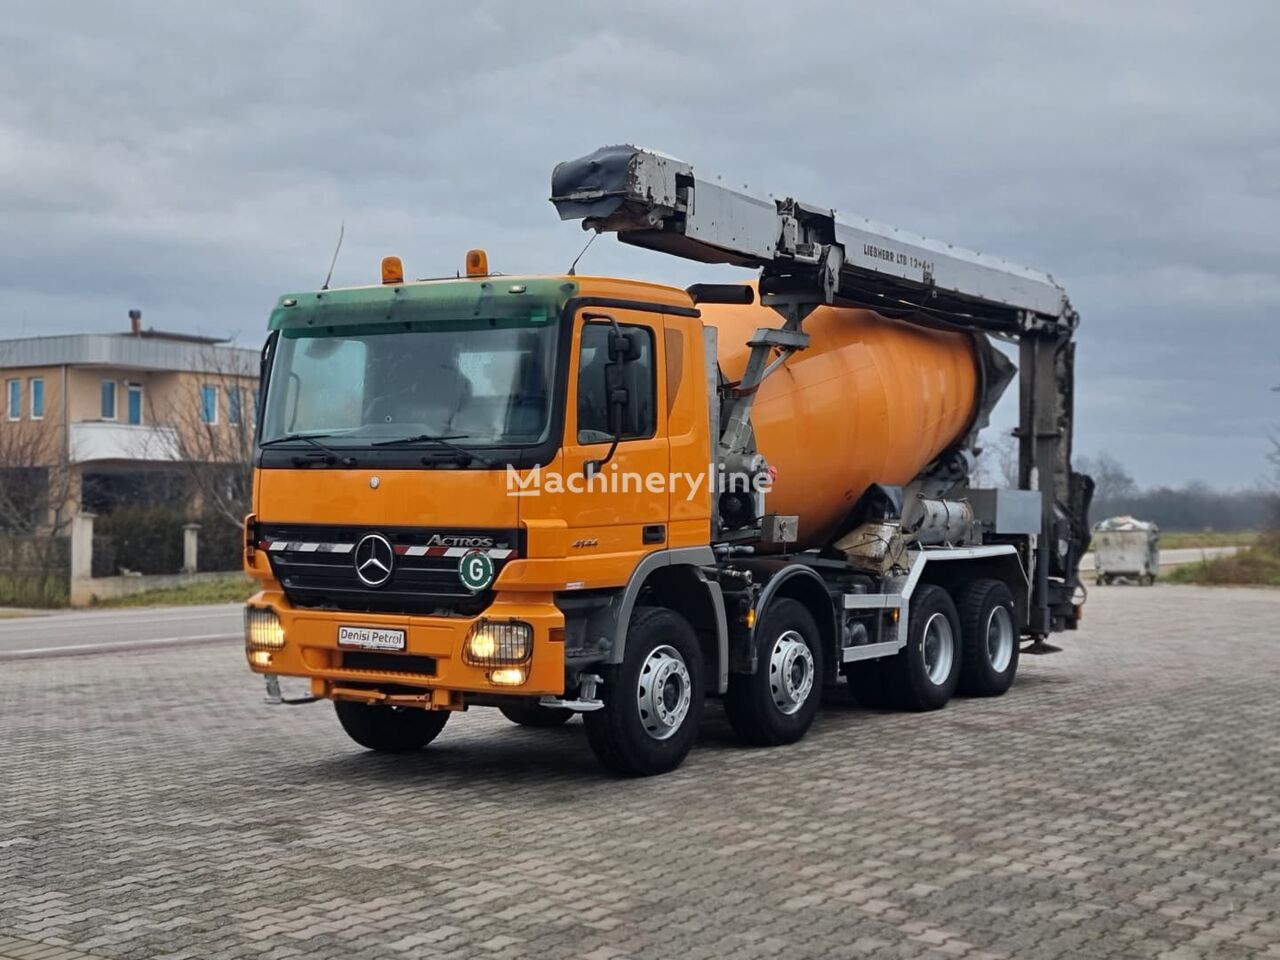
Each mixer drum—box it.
[702,300,986,549]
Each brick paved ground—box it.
[2,584,1278,960]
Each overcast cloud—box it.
[1,0,1276,487]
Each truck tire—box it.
[725,599,824,746]
[957,578,1019,697]
[884,585,962,711]
[844,659,893,708]
[334,701,450,753]
[499,702,574,727]
[583,606,704,777]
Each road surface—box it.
[2,584,1279,960]
[1078,544,1238,571]
[0,604,241,658]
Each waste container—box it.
[1092,516,1160,585]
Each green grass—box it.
[1157,531,1259,549]
[1165,537,1280,587]
[0,575,69,609]
[97,574,257,608]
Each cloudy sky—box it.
[1,1,1276,487]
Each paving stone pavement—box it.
[2,584,1279,960]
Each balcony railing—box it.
[68,422,181,463]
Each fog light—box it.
[249,650,273,668]
[245,606,285,651]
[490,666,527,686]
[464,620,532,666]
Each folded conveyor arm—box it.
[550,145,1090,636]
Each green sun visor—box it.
[268,278,579,332]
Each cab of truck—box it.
[244,260,724,769]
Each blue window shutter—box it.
[201,385,218,424]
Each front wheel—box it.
[584,606,705,777]
[334,700,450,753]
[725,599,823,745]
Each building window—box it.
[5,379,18,421]
[227,386,242,426]
[201,385,219,425]
[127,384,143,425]
[101,380,117,420]
[30,378,44,419]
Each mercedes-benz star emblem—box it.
[353,533,395,587]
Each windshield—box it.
[261,315,559,448]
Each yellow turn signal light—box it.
[465,248,489,277]
[382,256,404,285]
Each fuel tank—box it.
[702,299,983,549]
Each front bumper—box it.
[243,589,566,707]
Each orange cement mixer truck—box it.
[242,146,1093,775]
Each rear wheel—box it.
[584,607,705,776]
[957,578,1019,696]
[334,701,450,753]
[499,701,574,727]
[883,585,962,711]
[725,599,823,746]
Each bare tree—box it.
[1076,452,1136,504]
[145,345,258,532]
[972,432,1019,488]
[0,417,77,604]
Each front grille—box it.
[340,652,437,675]
[258,523,519,616]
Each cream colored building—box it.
[0,315,259,527]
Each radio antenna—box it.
[566,229,599,277]
[320,220,345,290]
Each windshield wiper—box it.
[259,433,357,467]
[371,433,493,467]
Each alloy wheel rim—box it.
[986,605,1015,673]
[921,612,955,686]
[636,644,692,741]
[768,630,815,715]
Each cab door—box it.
[558,307,670,565]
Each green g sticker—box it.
[459,549,495,592]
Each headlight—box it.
[245,606,285,651]
[464,620,532,666]
[489,667,528,686]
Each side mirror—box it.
[586,363,632,479]
[608,330,642,362]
